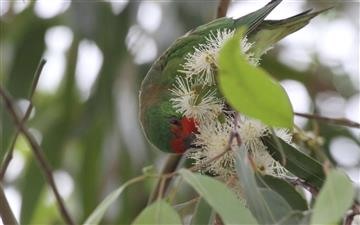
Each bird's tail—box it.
[249,8,332,57]
[235,0,283,34]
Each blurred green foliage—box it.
[0,1,358,224]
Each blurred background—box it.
[0,0,359,224]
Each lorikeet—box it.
[139,0,325,154]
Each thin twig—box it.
[148,154,183,204]
[189,148,231,173]
[295,112,360,128]
[217,0,231,18]
[0,87,75,225]
[344,202,360,225]
[157,177,166,201]
[0,59,46,180]
[0,184,19,225]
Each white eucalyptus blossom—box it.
[252,148,288,177]
[205,28,236,52]
[237,116,268,152]
[179,44,217,85]
[179,28,258,85]
[187,118,237,177]
[187,115,291,178]
[169,76,223,122]
[274,128,293,144]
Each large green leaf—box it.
[235,148,292,224]
[218,29,293,128]
[132,200,182,225]
[262,136,326,189]
[83,176,146,225]
[179,169,257,225]
[310,170,355,225]
[256,175,308,211]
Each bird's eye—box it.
[169,117,180,126]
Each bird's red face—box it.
[170,117,198,154]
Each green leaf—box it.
[262,136,326,189]
[235,148,292,224]
[83,176,146,225]
[179,169,257,225]
[190,198,213,225]
[256,175,308,211]
[132,200,182,225]
[277,211,309,225]
[310,170,355,225]
[218,29,293,128]
[173,198,200,222]
[259,188,293,221]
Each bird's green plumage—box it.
[139,0,326,153]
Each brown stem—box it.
[217,0,231,18]
[286,177,319,197]
[0,184,19,225]
[0,59,46,180]
[0,87,75,225]
[148,154,183,204]
[214,214,224,225]
[345,203,360,225]
[294,112,360,128]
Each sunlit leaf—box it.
[179,169,257,225]
[310,170,355,225]
[132,200,182,225]
[218,29,293,128]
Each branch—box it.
[0,59,46,180]
[295,112,360,128]
[0,87,75,225]
[217,0,231,18]
[0,184,19,225]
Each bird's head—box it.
[169,117,198,154]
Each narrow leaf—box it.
[259,188,293,221]
[179,169,257,225]
[83,176,146,225]
[310,170,355,225]
[132,200,182,225]
[218,29,294,128]
[262,136,326,189]
[277,211,309,225]
[190,198,213,225]
[256,175,308,211]
[235,148,292,224]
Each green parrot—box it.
[139,0,326,154]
